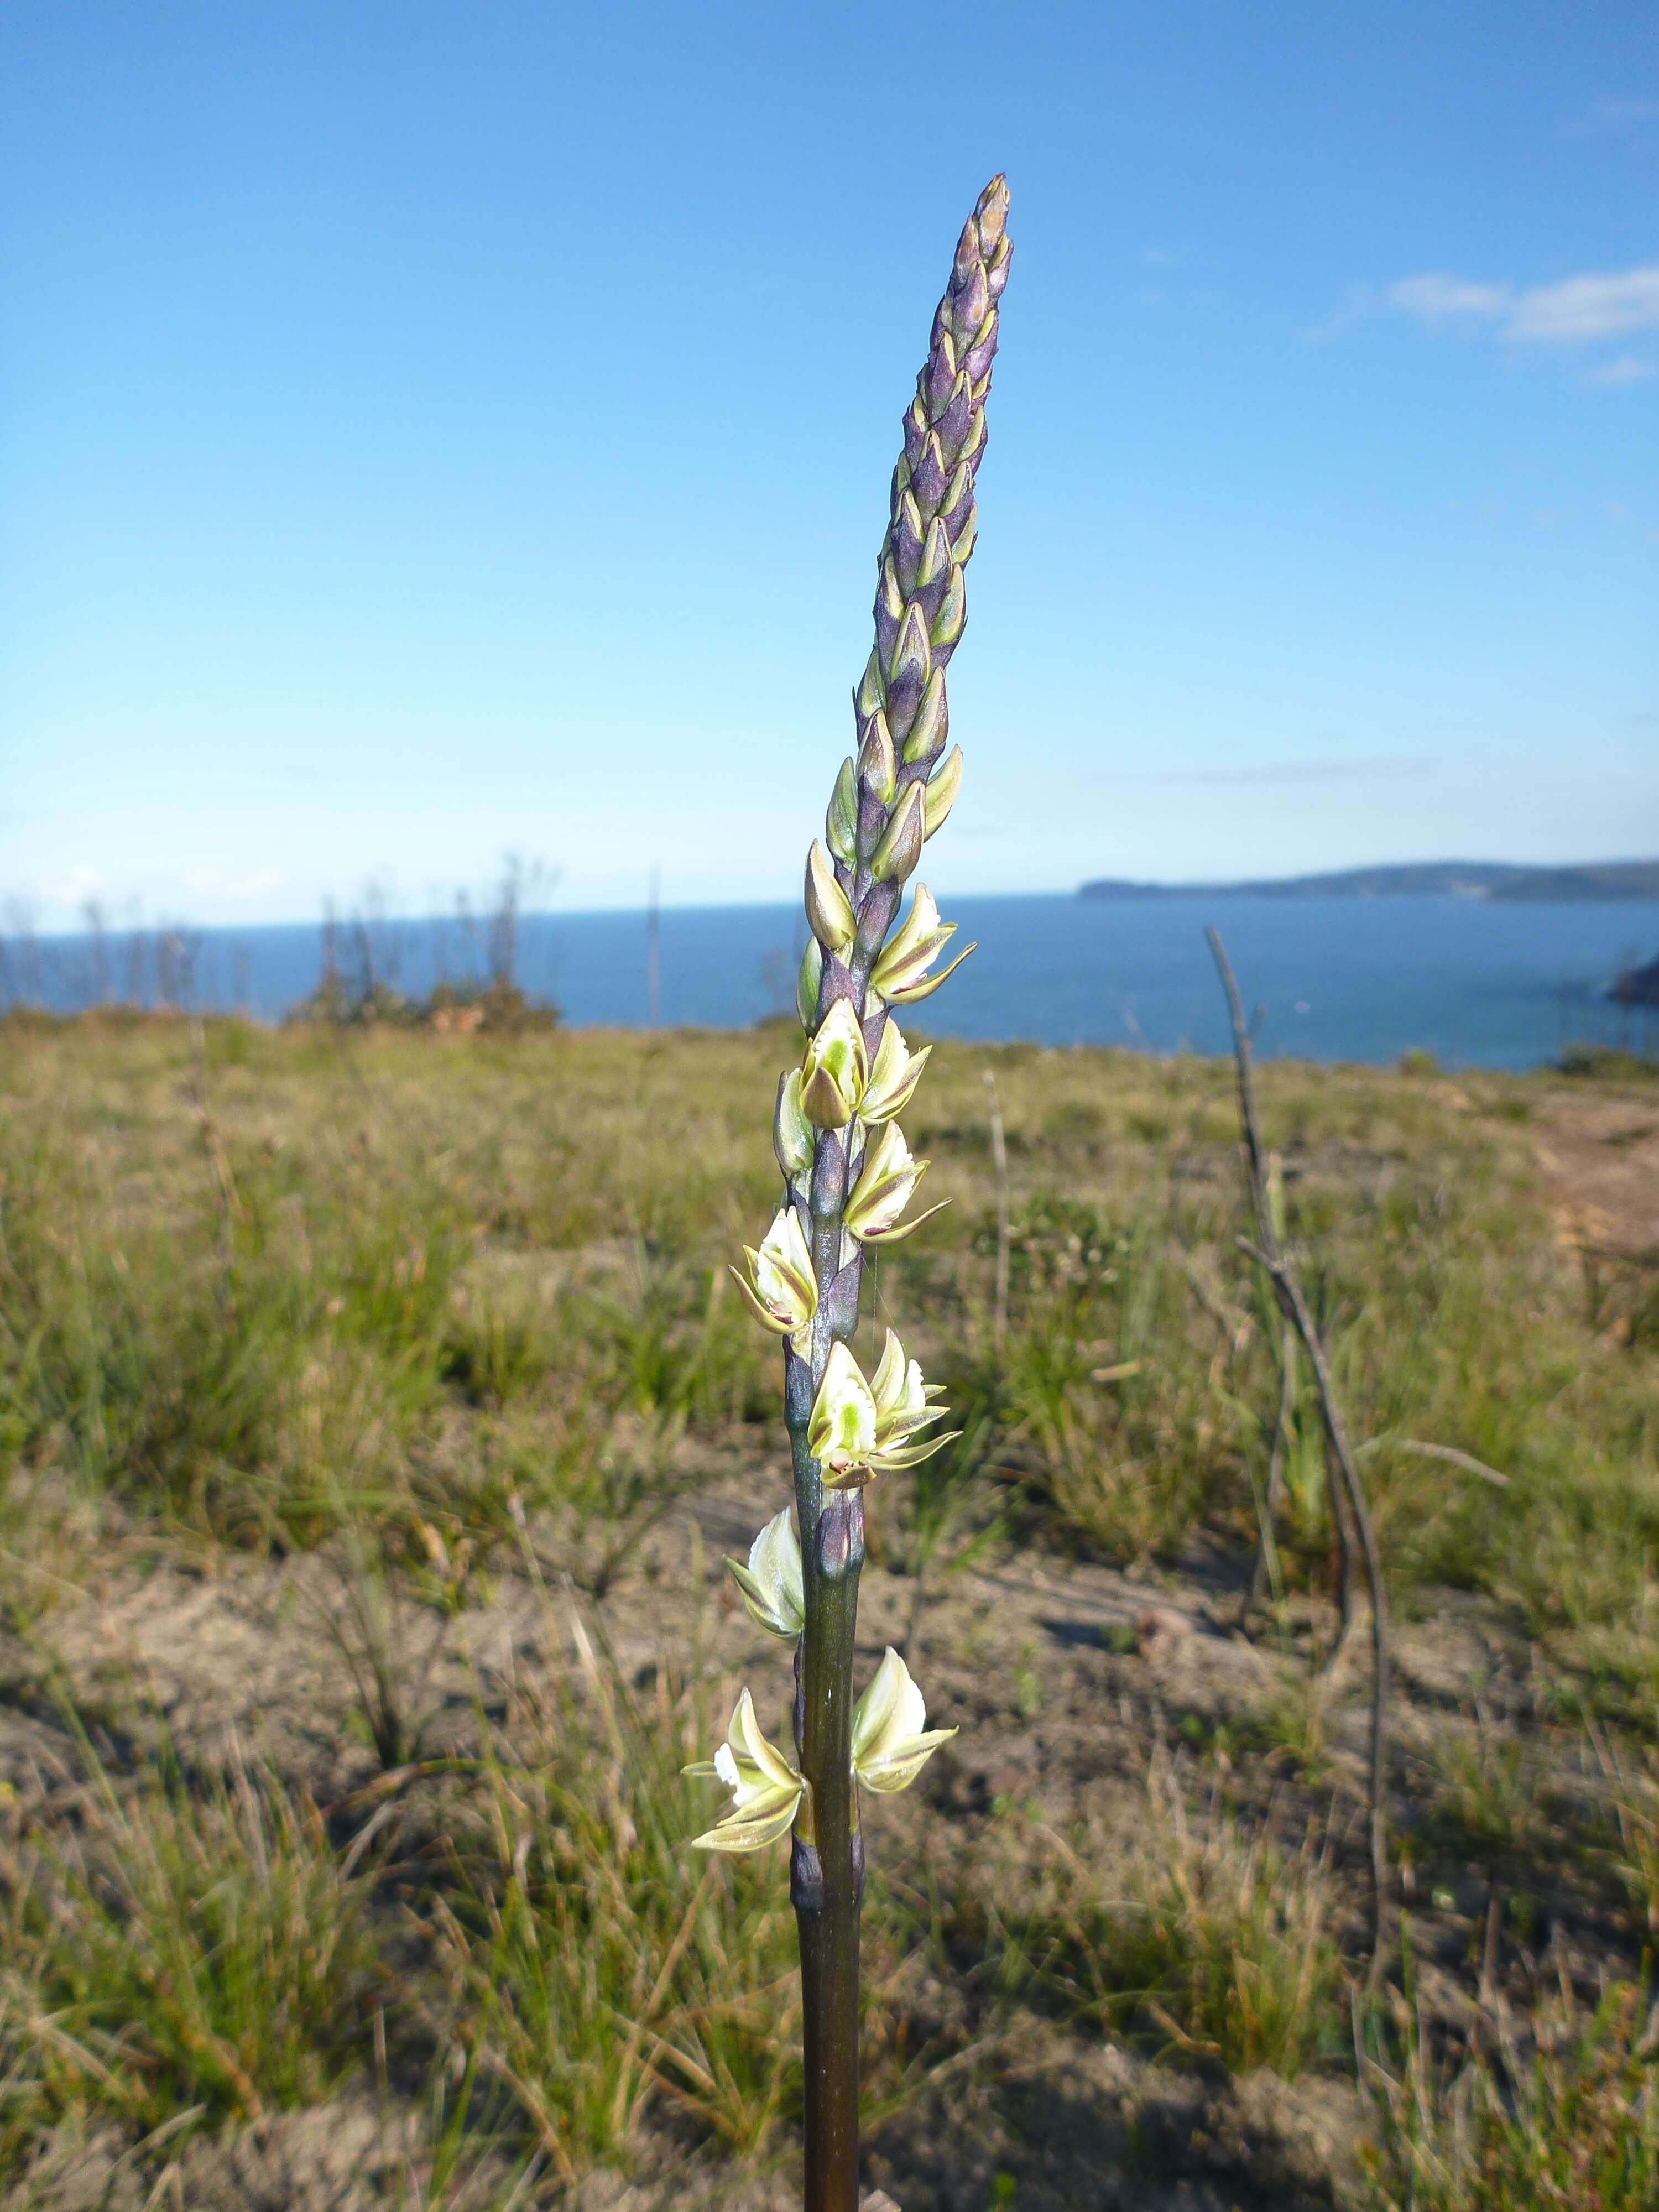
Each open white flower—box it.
[800,997,869,1130]
[807,1342,878,1486]
[851,1648,956,1794]
[807,1334,954,1488]
[866,1329,954,1472]
[867,884,974,1010]
[843,1121,948,1247]
[857,1019,932,1126]
[731,1204,817,1357]
[686,1688,806,1851]
[727,1508,805,1641]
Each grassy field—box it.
[1,1014,1657,2209]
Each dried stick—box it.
[983,1068,1010,1354]
[1207,926,1391,1971]
[1206,930,1354,1654]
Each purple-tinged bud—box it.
[986,232,1011,302]
[952,218,979,290]
[821,761,854,863]
[948,506,978,567]
[874,560,904,669]
[884,604,932,737]
[962,314,999,385]
[856,650,884,721]
[922,745,963,839]
[902,669,948,765]
[795,939,822,1030]
[893,492,926,595]
[911,433,948,511]
[930,565,966,656]
[938,461,974,541]
[858,712,896,805]
[924,331,958,415]
[902,396,928,467]
[951,259,990,342]
[976,174,1010,253]
[935,375,975,464]
[869,781,924,884]
[916,517,950,592]
[805,841,857,958]
[957,409,987,471]
[817,1494,854,1579]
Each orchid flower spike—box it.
[686,1688,807,1851]
[851,1648,957,1794]
[727,1509,805,1641]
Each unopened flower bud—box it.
[903,669,948,765]
[774,1068,815,1192]
[796,940,823,1030]
[799,998,868,1129]
[922,747,963,839]
[805,841,856,958]
[869,782,925,884]
[858,713,897,806]
[826,758,859,866]
[726,1508,805,1641]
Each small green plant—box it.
[1362,1983,1659,2210]
[3,1725,382,2148]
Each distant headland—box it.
[1078,860,1659,904]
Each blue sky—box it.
[3,1,1655,928]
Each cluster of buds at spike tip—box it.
[688,1647,954,1852]
[807,1333,956,1491]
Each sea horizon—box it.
[8,890,1657,1074]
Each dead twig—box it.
[1358,1436,1511,1488]
[1208,925,1391,1976]
[983,1068,1010,1355]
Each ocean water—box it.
[13,894,1658,1072]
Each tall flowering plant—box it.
[687,177,1011,2212]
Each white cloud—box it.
[1378,263,1659,365]
[1507,267,1659,341]
[1588,355,1656,388]
[1385,273,1511,321]
[55,864,105,902]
